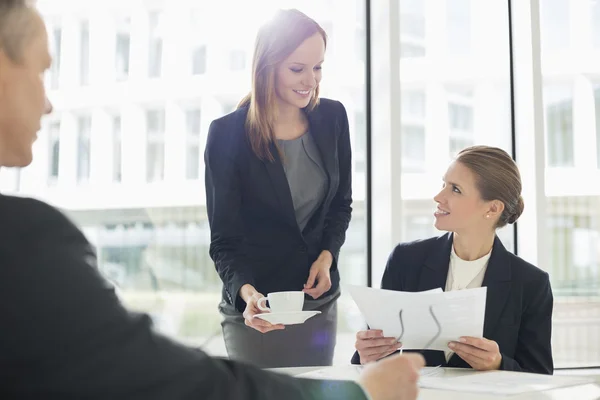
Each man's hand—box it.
[358,353,425,400]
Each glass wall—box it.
[0,0,367,363]
[369,0,599,369]
[539,0,600,367]
[397,0,514,252]
[0,0,597,369]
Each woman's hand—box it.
[355,329,402,364]
[240,284,285,334]
[448,336,502,370]
[303,250,333,299]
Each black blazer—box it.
[0,194,367,399]
[352,233,554,375]
[205,98,352,311]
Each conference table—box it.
[270,365,600,399]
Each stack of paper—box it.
[346,285,487,351]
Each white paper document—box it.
[418,370,595,395]
[346,285,486,351]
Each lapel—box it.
[480,236,512,339]
[417,233,453,292]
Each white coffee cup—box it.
[257,291,304,313]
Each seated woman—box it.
[351,145,553,374]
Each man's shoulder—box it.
[0,194,81,242]
[0,193,71,221]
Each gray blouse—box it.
[277,132,328,232]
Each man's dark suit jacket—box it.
[0,194,366,399]
[205,98,352,311]
[351,233,554,375]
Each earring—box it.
[486,215,490,218]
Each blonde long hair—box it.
[238,9,327,162]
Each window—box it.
[146,143,164,182]
[385,0,513,284]
[540,0,570,50]
[80,21,90,85]
[192,45,207,75]
[76,116,92,183]
[50,27,61,89]
[186,146,200,181]
[115,34,130,81]
[448,102,474,157]
[20,1,360,366]
[7,0,594,371]
[594,85,600,169]
[400,0,426,58]
[186,109,201,136]
[321,21,334,45]
[147,109,165,135]
[594,1,600,48]
[146,109,165,182]
[391,0,512,260]
[48,121,61,180]
[355,26,366,63]
[400,90,426,171]
[400,0,425,38]
[545,86,574,167]
[446,0,471,55]
[115,17,131,81]
[354,111,366,174]
[539,0,600,367]
[400,44,426,58]
[189,9,208,75]
[185,109,201,180]
[148,11,163,78]
[229,50,246,71]
[113,116,122,182]
[449,137,473,157]
[401,125,426,171]
[402,91,426,119]
[448,103,473,131]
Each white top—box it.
[444,245,492,361]
[445,246,491,292]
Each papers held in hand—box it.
[346,285,487,351]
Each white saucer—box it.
[254,310,321,325]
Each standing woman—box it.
[204,9,352,368]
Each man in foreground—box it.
[0,1,424,399]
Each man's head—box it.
[0,0,52,168]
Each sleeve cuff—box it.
[321,244,341,272]
[498,353,520,372]
[229,275,255,313]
